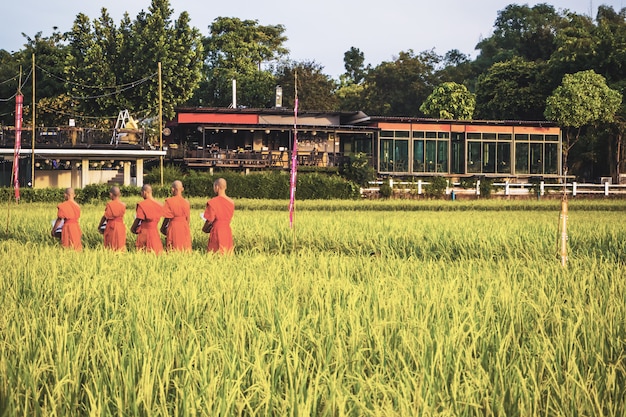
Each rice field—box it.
[0,198,625,416]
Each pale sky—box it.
[2,0,624,79]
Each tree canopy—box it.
[2,2,626,178]
[419,82,475,120]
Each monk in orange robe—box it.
[51,187,82,251]
[203,178,234,254]
[98,185,127,251]
[161,180,192,252]
[131,184,164,254]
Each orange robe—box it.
[103,199,126,251]
[163,195,192,252]
[203,195,234,254]
[57,200,82,251]
[136,199,164,254]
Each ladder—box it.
[111,110,131,144]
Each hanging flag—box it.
[12,94,23,202]
[288,97,298,228]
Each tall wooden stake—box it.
[558,170,568,267]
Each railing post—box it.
[505,181,510,195]
[605,181,610,196]
[418,180,422,195]
[572,182,577,197]
[476,180,481,196]
[540,181,545,196]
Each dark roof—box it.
[368,115,558,127]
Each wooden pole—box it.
[558,169,568,267]
[559,197,568,267]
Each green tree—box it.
[545,70,622,172]
[474,3,564,72]
[65,0,203,126]
[360,49,439,116]
[0,30,68,126]
[420,82,475,120]
[342,46,366,84]
[274,60,337,111]
[196,17,288,107]
[336,47,368,111]
[475,57,548,120]
[435,49,477,87]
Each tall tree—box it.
[65,0,203,126]
[420,82,475,120]
[342,46,366,84]
[274,60,337,111]
[360,49,439,117]
[336,47,368,111]
[474,3,564,73]
[4,30,68,126]
[195,17,288,107]
[475,57,548,120]
[545,70,622,173]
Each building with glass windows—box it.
[0,107,563,188]
[372,117,561,178]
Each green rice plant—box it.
[0,199,624,416]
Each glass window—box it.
[545,134,559,142]
[394,140,409,172]
[426,131,437,139]
[413,140,425,172]
[437,141,449,172]
[498,133,512,141]
[467,133,481,140]
[545,143,558,174]
[497,142,511,173]
[530,143,543,174]
[515,143,529,174]
[413,131,424,138]
[483,142,496,173]
[515,134,529,141]
[483,133,496,140]
[467,142,482,173]
[531,134,544,142]
[438,132,449,139]
[380,139,393,172]
[381,130,394,138]
[425,140,437,172]
[451,138,465,174]
[396,131,410,138]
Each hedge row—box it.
[0,172,360,203]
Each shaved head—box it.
[110,186,121,197]
[142,184,152,193]
[214,178,227,191]
[171,180,184,196]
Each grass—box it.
[0,199,625,416]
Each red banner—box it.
[12,94,23,201]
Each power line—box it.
[36,64,157,93]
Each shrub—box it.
[339,152,376,186]
[424,177,447,198]
[479,178,494,198]
[379,182,393,198]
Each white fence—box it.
[362,179,626,198]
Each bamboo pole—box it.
[559,197,568,267]
[558,169,568,267]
